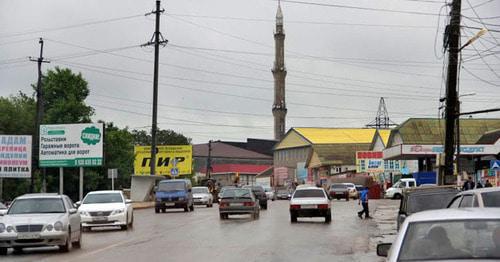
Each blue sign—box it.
[170,168,179,177]
[491,160,500,170]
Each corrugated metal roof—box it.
[193,142,272,159]
[307,144,371,168]
[294,128,376,144]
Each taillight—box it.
[220,202,228,208]
[244,202,254,207]
[318,204,329,209]
[290,204,300,209]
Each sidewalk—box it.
[369,199,399,249]
[132,201,155,209]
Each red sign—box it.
[356,151,383,159]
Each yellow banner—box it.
[134,145,192,176]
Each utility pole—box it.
[441,0,461,185]
[29,38,50,193]
[142,0,168,176]
[206,140,213,179]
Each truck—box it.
[155,179,194,213]
[384,178,417,199]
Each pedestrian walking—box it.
[462,176,475,191]
[476,181,483,189]
[357,186,372,219]
[485,180,493,188]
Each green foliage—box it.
[0,93,35,135]
[132,128,191,145]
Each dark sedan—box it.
[219,188,259,220]
[242,185,268,209]
[329,183,349,201]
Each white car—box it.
[384,178,417,199]
[289,186,331,223]
[77,191,133,231]
[343,183,358,199]
[0,193,82,255]
[192,186,213,207]
[377,208,500,261]
[263,186,276,201]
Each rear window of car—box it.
[222,189,252,199]
[407,191,457,213]
[481,191,500,207]
[331,184,347,189]
[294,189,325,198]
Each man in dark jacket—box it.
[462,176,475,191]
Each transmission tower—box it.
[366,97,398,129]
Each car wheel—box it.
[82,226,89,232]
[72,226,82,248]
[219,213,226,220]
[13,247,23,253]
[190,204,194,211]
[393,194,402,200]
[184,205,189,212]
[346,196,349,201]
[325,210,332,223]
[121,224,128,230]
[0,247,7,255]
[262,204,267,210]
[155,207,160,213]
[291,213,297,223]
[129,213,134,228]
[59,230,72,252]
[161,208,166,213]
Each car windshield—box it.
[243,186,264,192]
[193,187,209,194]
[331,184,347,189]
[221,189,252,199]
[482,191,500,207]
[294,189,325,198]
[8,198,66,214]
[278,190,289,194]
[407,191,458,213]
[158,182,185,191]
[344,184,355,189]
[398,219,500,261]
[264,187,272,192]
[83,193,123,204]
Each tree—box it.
[40,67,94,124]
[132,129,191,146]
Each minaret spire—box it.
[272,1,287,141]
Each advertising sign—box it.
[356,151,401,173]
[134,145,192,176]
[39,123,104,167]
[0,135,32,178]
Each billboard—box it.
[356,151,402,173]
[0,135,32,178]
[134,145,192,176]
[39,123,104,167]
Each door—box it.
[64,196,80,238]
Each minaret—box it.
[272,1,287,141]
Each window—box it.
[459,195,473,208]
[408,181,416,187]
[481,191,500,207]
[448,196,461,208]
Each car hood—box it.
[79,203,124,211]
[1,213,67,225]
[193,193,210,198]
[291,197,329,205]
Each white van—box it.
[385,178,417,199]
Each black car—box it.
[329,183,349,201]
[397,186,459,230]
[242,185,268,209]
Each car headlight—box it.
[0,223,5,233]
[54,221,64,231]
[45,224,54,231]
[79,210,90,216]
[111,209,125,215]
[6,226,14,233]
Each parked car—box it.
[377,208,500,261]
[276,189,291,200]
[0,202,6,211]
[0,193,82,255]
[329,183,349,201]
[447,187,500,208]
[242,185,268,209]
[155,179,194,213]
[219,188,259,220]
[384,178,417,199]
[192,186,213,207]
[343,183,358,199]
[397,186,459,231]
[290,186,331,223]
[263,186,276,201]
[77,190,134,231]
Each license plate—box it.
[230,203,244,206]
[92,216,108,222]
[18,233,41,240]
[301,204,317,209]
[165,203,175,206]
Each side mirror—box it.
[69,208,78,215]
[188,188,192,193]
[377,243,392,257]
[75,201,81,208]
[0,210,7,216]
[153,186,158,193]
[125,199,132,204]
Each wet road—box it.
[2,200,396,262]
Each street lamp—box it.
[459,28,488,51]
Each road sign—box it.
[170,168,179,177]
[491,160,500,170]
[108,169,118,179]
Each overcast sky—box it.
[1,0,499,144]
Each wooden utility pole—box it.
[441,0,461,185]
[143,0,168,176]
[29,38,50,192]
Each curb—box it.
[132,202,155,210]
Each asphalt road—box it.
[2,199,397,262]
